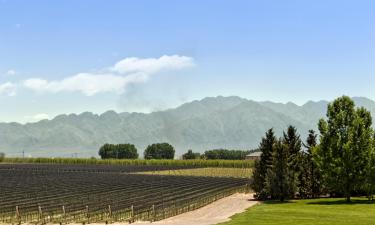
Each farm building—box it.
[245,151,261,160]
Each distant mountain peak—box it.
[1,96,374,157]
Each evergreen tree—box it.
[251,128,276,200]
[303,130,322,198]
[267,139,293,201]
[282,126,302,197]
[297,152,310,199]
[316,96,373,202]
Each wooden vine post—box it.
[85,205,89,224]
[38,205,43,224]
[107,205,112,223]
[62,205,66,224]
[15,206,21,224]
[130,205,134,223]
[151,204,155,222]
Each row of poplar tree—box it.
[251,96,375,202]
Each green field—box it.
[138,167,253,178]
[2,157,254,168]
[220,198,375,225]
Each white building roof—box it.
[246,152,262,157]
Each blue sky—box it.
[0,0,374,123]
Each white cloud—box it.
[112,55,194,74]
[23,55,194,96]
[24,113,50,122]
[5,69,16,76]
[0,82,16,96]
[24,73,129,96]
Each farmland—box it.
[0,163,249,224]
[2,157,254,168]
[138,167,253,178]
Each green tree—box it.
[282,126,302,197]
[364,128,375,200]
[304,130,322,198]
[297,152,310,199]
[98,143,138,159]
[144,143,175,159]
[267,139,293,201]
[99,143,115,159]
[251,128,276,200]
[182,149,200,159]
[0,152,4,162]
[117,144,139,159]
[316,96,373,202]
[203,149,250,160]
[365,147,375,200]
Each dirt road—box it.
[133,193,258,225]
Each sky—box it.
[0,0,374,123]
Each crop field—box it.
[0,163,249,224]
[3,157,254,168]
[138,167,253,178]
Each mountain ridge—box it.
[1,96,374,157]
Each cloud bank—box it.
[23,55,194,96]
[24,73,130,96]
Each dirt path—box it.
[133,193,258,225]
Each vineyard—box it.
[0,163,249,224]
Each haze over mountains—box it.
[1,96,374,158]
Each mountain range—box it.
[1,96,374,158]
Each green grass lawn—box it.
[220,198,375,225]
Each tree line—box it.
[251,96,375,202]
[99,144,254,160]
[99,143,175,159]
[182,149,256,160]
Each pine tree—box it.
[251,128,276,200]
[268,139,293,201]
[303,130,322,198]
[282,126,302,197]
[297,152,310,198]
